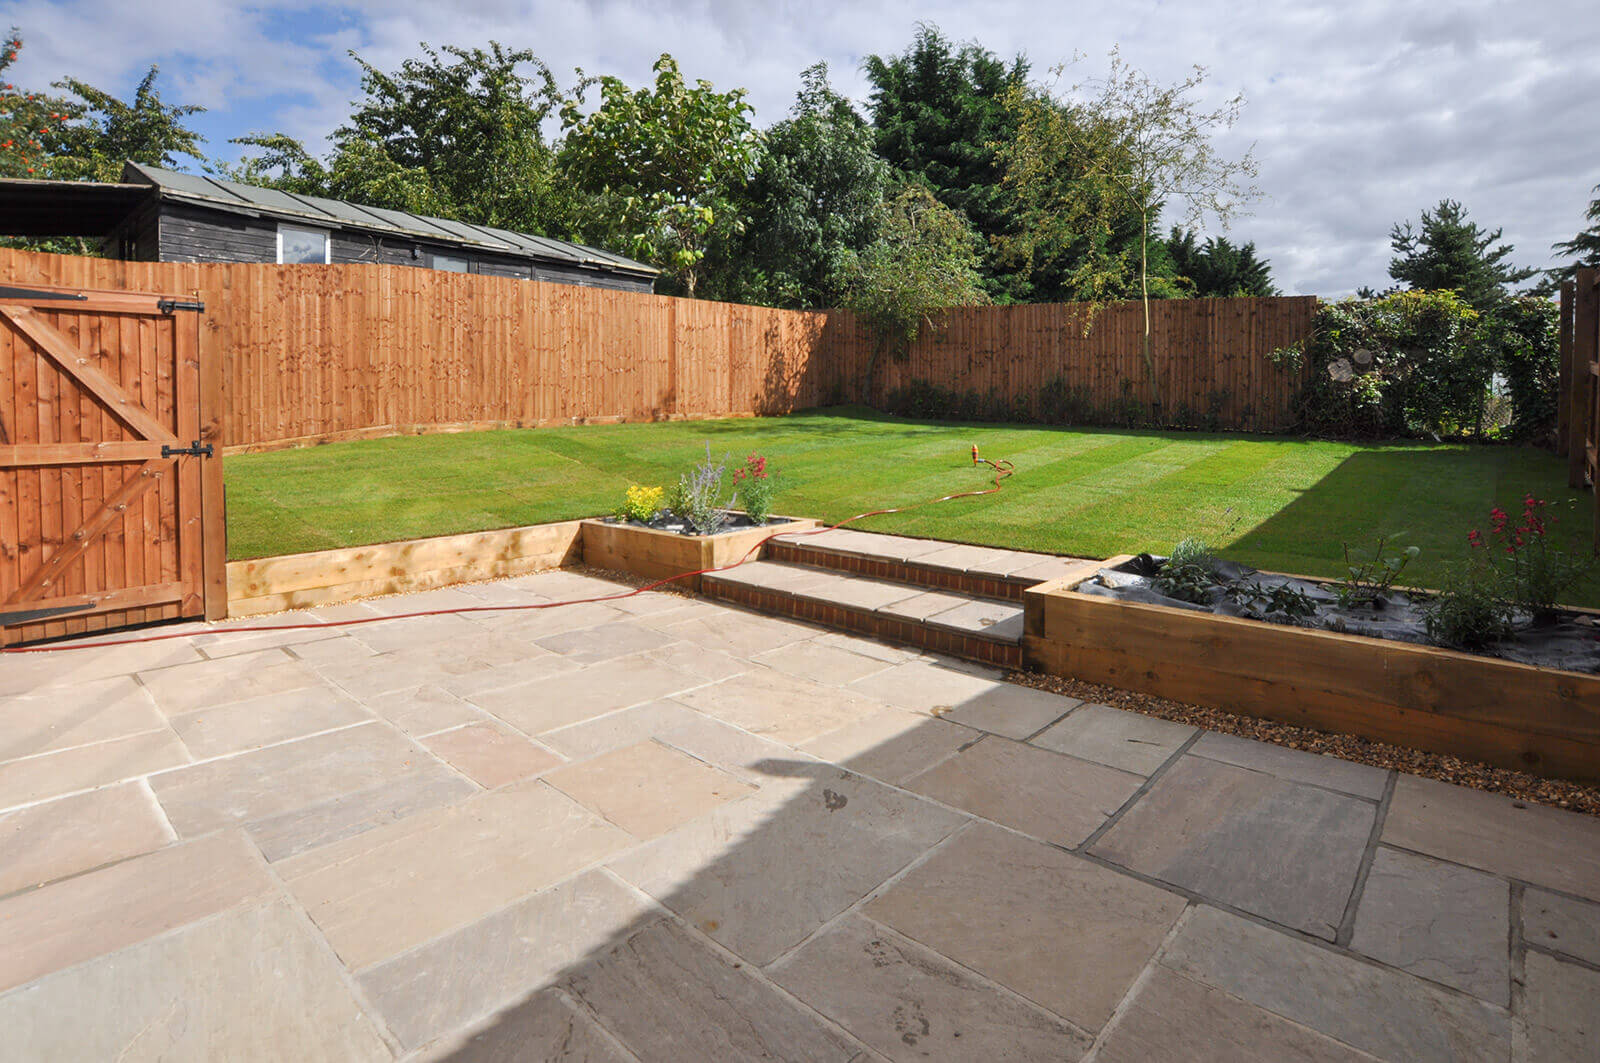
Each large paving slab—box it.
[1523,950,1600,1063]
[0,899,391,1062]
[1161,905,1511,1063]
[1383,773,1600,900]
[865,823,1186,1031]
[561,919,861,1061]
[1523,888,1600,966]
[543,739,754,839]
[608,767,965,965]
[1090,754,1377,939]
[359,870,656,1050]
[469,654,703,734]
[1349,846,1510,1004]
[0,727,190,811]
[245,761,477,862]
[850,659,1076,738]
[138,648,326,714]
[0,831,274,993]
[770,913,1092,1061]
[904,735,1144,847]
[277,779,634,970]
[0,675,166,761]
[752,638,895,685]
[362,682,491,737]
[534,619,678,664]
[1190,731,1389,799]
[800,708,978,785]
[414,988,633,1063]
[536,699,707,761]
[419,721,561,788]
[663,606,823,657]
[1030,702,1196,775]
[165,685,372,759]
[672,667,889,746]
[0,781,171,896]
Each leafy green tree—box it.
[1386,199,1535,311]
[1542,183,1600,292]
[0,29,72,179]
[45,66,205,182]
[702,63,890,307]
[842,185,988,378]
[231,44,567,234]
[864,25,1029,301]
[1166,227,1277,296]
[559,54,759,296]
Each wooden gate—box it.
[0,284,224,645]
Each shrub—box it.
[677,444,731,536]
[1155,537,1217,604]
[731,453,779,524]
[1484,297,1560,443]
[1420,566,1513,650]
[1473,494,1591,622]
[613,484,664,523]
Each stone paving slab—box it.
[1161,905,1510,1063]
[922,598,1024,642]
[469,654,702,734]
[609,767,965,965]
[1523,888,1600,966]
[0,781,171,897]
[246,761,477,863]
[535,620,678,665]
[1190,731,1389,800]
[544,739,754,839]
[363,682,491,737]
[415,988,633,1062]
[166,686,372,759]
[0,727,190,811]
[1383,773,1600,901]
[770,913,1092,1061]
[1349,846,1510,1004]
[752,638,895,685]
[800,707,978,785]
[0,899,391,1062]
[138,648,325,713]
[537,699,705,761]
[663,607,823,657]
[673,667,889,746]
[1030,702,1196,775]
[0,675,166,760]
[877,588,977,621]
[0,831,274,993]
[419,722,561,789]
[1523,950,1600,1063]
[905,735,1144,847]
[1091,754,1376,939]
[0,638,201,695]
[849,659,1073,738]
[865,823,1186,1032]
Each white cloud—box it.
[6,0,1599,295]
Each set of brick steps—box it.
[702,528,1093,668]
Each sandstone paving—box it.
[1523,888,1600,966]
[469,654,704,734]
[1190,731,1389,799]
[0,674,166,761]
[543,739,754,839]
[536,699,707,761]
[0,727,190,811]
[672,667,890,746]
[246,761,477,862]
[752,638,896,685]
[414,988,634,1062]
[1091,754,1376,939]
[137,647,325,714]
[1348,846,1510,1003]
[769,913,1093,1061]
[0,781,171,897]
[799,707,978,785]
[663,606,823,657]
[904,735,1144,847]
[166,685,372,758]
[419,721,562,789]
[362,682,491,737]
[1030,702,1196,775]
[864,822,1187,1032]
[1522,950,1600,1063]
[850,659,1074,738]
[535,619,678,665]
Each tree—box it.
[45,65,205,182]
[0,29,72,179]
[559,54,759,296]
[863,25,1029,301]
[1386,199,1535,311]
[702,63,890,308]
[1003,49,1260,403]
[1166,227,1277,296]
[842,185,988,381]
[231,44,567,234]
[1543,183,1600,292]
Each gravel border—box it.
[1005,668,1600,817]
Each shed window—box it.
[277,225,330,264]
[432,253,469,272]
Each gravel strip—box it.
[1005,668,1600,817]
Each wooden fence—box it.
[0,248,1316,451]
[1557,269,1600,547]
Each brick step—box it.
[764,528,1089,602]
[702,560,1027,668]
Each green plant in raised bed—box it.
[612,484,664,523]
[1336,535,1418,609]
[1478,495,1593,623]
[1227,579,1316,622]
[1420,565,1513,650]
[678,443,731,536]
[730,453,778,524]
[1155,537,1218,604]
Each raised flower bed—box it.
[582,514,818,592]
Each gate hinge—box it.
[162,440,214,459]
[157,298,205,314]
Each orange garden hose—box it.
[2,449,1014,654]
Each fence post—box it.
[1558,280,1574,456]
[1570,270,1596,492]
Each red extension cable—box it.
[2,449,1014,654]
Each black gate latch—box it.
[157,298,206,314]
[162,440,214,458]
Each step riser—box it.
[704,579,1024,669]
[765,541,1029,602]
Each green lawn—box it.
[225,406,1597,603]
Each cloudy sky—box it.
[6,0,1598,295]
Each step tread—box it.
[706,560,1023,644]
[771,528,1089,583]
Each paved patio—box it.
[1,569,1598,1061]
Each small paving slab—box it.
[1190,731,1388,799]
[362,683,489,737]
[0,899,390,1062]
[1161,905,1510,1063]
[1096,965,1372,1063]
[1031,703,1196,775]
[673,668,888,746]
[923,598,1024,642]
[359,870,655,1050]
[246,763,476,862]
[1523,950,1600,1063]
[0,675,165,760]
[470,654,702,734]
[878,589,976,621]
[798,573,924,612]
[1523,888,1600,966]
[708,559,839,595]
[865,823,1186,1031]
[632,637,752,680]
[348,611,482,654]
[752,639,894,686]
[544,739,753,839]
[1091,754,1376,939]
[0,782,171,896]
[1349,846,1510,1003]
[420,722,563,788]
[0,831,274,993]
[849,659,1074,738]
[609,768,965,965]
[166,686,371,759]
[905,736,1144,847]
[665,607,822,658]
[0,728,190,811]
[801,708,977,785]
[534,620,677,665]
[562,919,860,1061]
[1383,773,1600,901]
[915,543,1031,577]
[770,913,1092,1061]
[652,713,821,784]
[415,989,633,1063]
[537,699,706,761]
[277,779,633,970]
